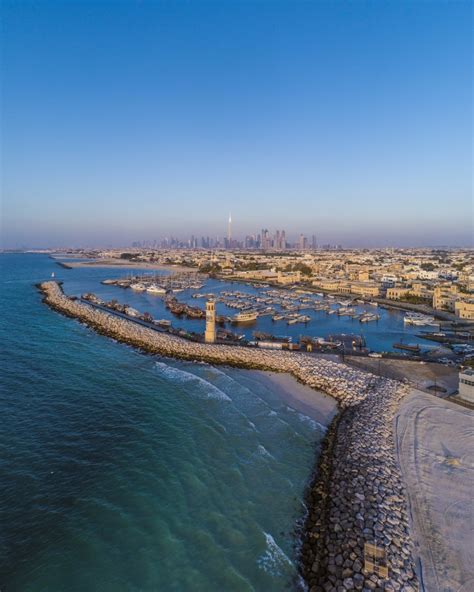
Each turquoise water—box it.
[1,254,324,591]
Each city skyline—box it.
[2,1,472,249]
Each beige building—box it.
[277,270,301,285]
[350,282,380,297]
[454,299,474,320]
[433,284,459,311]
[314,279,340,291]
[386,286,411,300]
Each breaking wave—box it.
[154,362,231,401]
[257,532,293,576]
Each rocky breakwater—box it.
[39,282,418,591]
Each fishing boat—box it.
[154,319,171,327]
[393,342,420,353]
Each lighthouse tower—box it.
[205,301,216,343]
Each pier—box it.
[40,281,419,591]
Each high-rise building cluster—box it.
[131,216,324,251]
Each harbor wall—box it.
[39,281,419,591]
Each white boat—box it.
[297,315,311,323]
[146,285,167,295]
[359,313,380,323]
[130,283,146,291]
[232,310,259,323]
[338,307,355,316]
[404,312,438,326]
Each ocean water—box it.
[0,254,325,591]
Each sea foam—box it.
[154,362,231,401]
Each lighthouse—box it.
[205,301,216,343]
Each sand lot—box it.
[395,391,474,592]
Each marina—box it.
[64,267,448,355]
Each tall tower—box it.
[205,301,216,343]
[227,213,232,247]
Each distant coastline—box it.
[53,257,196,273]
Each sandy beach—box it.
[395,390,474,592]
[252,370,338,427]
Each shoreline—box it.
[53,258,196,272]
[38,280,419,591]
[252,370,338,427]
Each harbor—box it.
[60,266,471,362]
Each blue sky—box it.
[2,1,472,248]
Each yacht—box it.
[130,283,146,291]
[146,285,167,295]
[231,310,259,323]
[404,312,438,326]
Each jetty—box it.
[39,281,419,591]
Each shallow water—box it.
[1,253,325,591]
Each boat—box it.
[404,313,438,326]
[272,314,285,321]
[359,313,381,323]
[297,315,311,323]
[146,285,167,295]
[231,310,259,323]
[51,272,55,278]
[154,319,171,327]
[287,318,299,325]
[393,342,420,352]
[130,283,146,291]
[338,307,356,316]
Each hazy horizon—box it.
[2,1,472,249]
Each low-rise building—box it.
[276,270,301,285]
[386,286,411,300]
[433,283,459,311]
[454,299,474,321]
[350,282,380,297]
[459,369,474,403]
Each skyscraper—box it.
[227,213,232,247]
